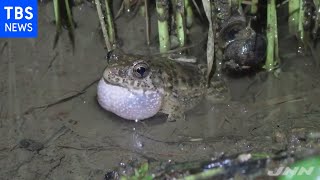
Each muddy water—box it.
[0,2,320,180]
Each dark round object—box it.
[219,15,246,47]
[223,33,267,72]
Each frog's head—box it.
[103,53,162,91]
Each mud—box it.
[0,2,320,180]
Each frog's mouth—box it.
[102,77,118,86]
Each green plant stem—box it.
[175,0,186,47]
[64,0,75,51]
[53,0,61,49]
[65,0,74,30]
[274,3,280,65]
[95,0,112,51]
[185,0,193,28]
[251,0,258,14]
[144,0,150,45]
[104,0,116,45]
[156,0,170,53]
[298,0,308,52]
[288,0,300,35]
[53,0,60,29]
[265,0,277,71]
[139,3,145,16]
[181,168,224,180]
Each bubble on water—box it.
[179,144,184,151]
[136,141,144,148]
[240,106,248,114]
[120,162,125,167]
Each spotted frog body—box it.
[97,52,229,121]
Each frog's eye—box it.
[133,62,149,78]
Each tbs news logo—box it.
[0,0,38,38]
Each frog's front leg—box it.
[167,105,185,122]
[160,96,186,122]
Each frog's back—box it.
[147,56,207,118]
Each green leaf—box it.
[142,175,153,180]
[120,177,128,180]
[134,169,140,177]
[139,163,149,176]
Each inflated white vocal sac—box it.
[97,78,163,121]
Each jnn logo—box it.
[0,0,38,38]
[267,166,315,176]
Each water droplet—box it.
[120,162,125,167]
[179,144,184,151]
[136,141,144,148]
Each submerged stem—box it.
[156,0,170,53]
[265,0,277,71]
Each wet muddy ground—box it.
[0,2,320,180]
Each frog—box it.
[97,51,230,121]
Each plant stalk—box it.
[288,0,300,35]
[144,0,151,45]
[185,0,193,28]
[156,0,171,53]
[265,0,277,71]
[104,0,116,45]
[175,0,186,47]
[251,0,258,14]
[95,0,112,51]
